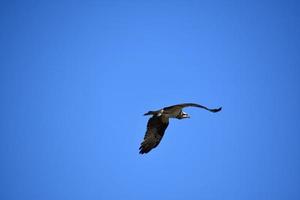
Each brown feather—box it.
[139,115,169,154]
[164,103,222,113]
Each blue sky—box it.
[1,0,300,199]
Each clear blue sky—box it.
[1,0,300,199]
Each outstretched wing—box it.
[164,103,222,113]
[139,115,169,154]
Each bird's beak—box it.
[184,114,190,118]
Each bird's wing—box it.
[164,103,222,113]
[139,115,169,154]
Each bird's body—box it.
[139,103,222,154]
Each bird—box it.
[139,103,222,154]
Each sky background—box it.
[1,0,300,199]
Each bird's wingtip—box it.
[212,107,222,112]
[139,148,147,154]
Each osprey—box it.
[139,103,222,154]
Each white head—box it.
[176,111,190,119]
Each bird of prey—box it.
[139,103,222,154]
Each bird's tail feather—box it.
[143,111,156,116]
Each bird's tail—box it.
[143,111,157,116]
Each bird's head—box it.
[176,111,190,119]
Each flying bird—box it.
[139,103,222,154]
